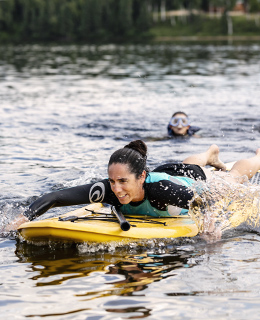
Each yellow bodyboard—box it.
[18,203,198,243]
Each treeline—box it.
[0,0,152,43]
[0,0,260,43]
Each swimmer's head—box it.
[169,111,190,136]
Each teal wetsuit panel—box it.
[120,172,195,217]
[121,198,170,217]
[146,171,195,187]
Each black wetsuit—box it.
[24,163,206,220]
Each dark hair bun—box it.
[124,140,147,158]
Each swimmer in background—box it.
[167,111,201,137]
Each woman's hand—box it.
[4,214,29,232]
[23,193,56,220]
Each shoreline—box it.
[153,35,260,42]
[1,35,260,45]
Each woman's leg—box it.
[183,144,226,171]
[184,145,260,182]
[228,148,260,180]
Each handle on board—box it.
[111,206,131,231]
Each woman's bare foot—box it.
[206,145,226,171]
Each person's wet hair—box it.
[171,111,188,118]
[108,140,149,178]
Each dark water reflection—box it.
[1,43,260,80]
[15,240,196,291]
[13,239,203,317]
[12,234,260,319]
[1,42,260,319]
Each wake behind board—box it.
[18,203,198,243]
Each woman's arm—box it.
[148,180,194,210]
[24,179,115,220]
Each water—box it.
[1,42,260,319]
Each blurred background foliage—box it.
[0,0,260,43]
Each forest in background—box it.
[1,0,260,43]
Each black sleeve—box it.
[188,126,201,136]
[147,180,194,210]
[24,179,119,220]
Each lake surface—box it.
[1,42,260,319]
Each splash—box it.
[77,237,197,254]
[189,173,260,237]
[0,202,26,235]
[16,235,197,254]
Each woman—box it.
[7,140,260,231]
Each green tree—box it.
[0,0,15,34]
[79,0,105,41]
[118,0,133,35]
[134,0,152,32]
[248,0,260,12]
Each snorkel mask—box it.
[169,116,190,127]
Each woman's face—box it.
[108,163,146,204]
